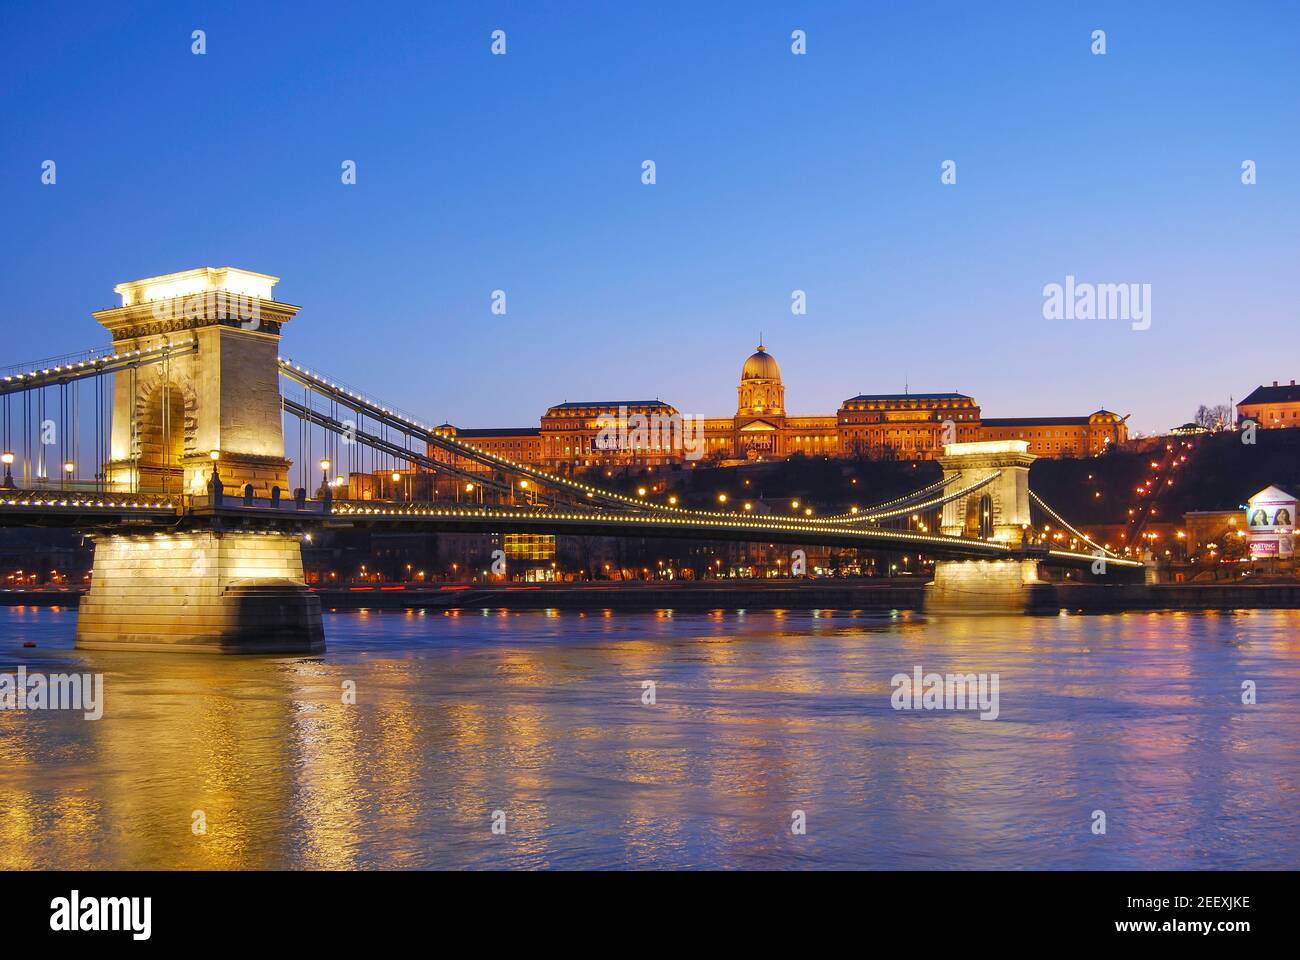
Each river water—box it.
[1,605,1297,870]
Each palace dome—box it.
[741,344,781,381]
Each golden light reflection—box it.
[3,606,1298,868]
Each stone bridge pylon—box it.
[937,439,1036,543]
[76,267,323,655]
[96,266,298,498]
[927,440,1054,613]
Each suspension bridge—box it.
[0,267,1142,653]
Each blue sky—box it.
[2,1,1296,434]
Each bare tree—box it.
[1192,404,1232,431]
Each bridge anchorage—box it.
[0,267,1143,653]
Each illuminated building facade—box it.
[979,411,1129,457]
[1238,381,1300,429]
[540,400,682,472]
[425,342,1128,471]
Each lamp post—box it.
[1,451,13,490]
[391,471,402,503]
[319,458,332,508]
[208,449,223,502]
[62,460,75,490]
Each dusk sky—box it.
[3,1,1296,435]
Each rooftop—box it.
[113,266,279,307]
[547,400,673,411]
[1240,382,1300,406]
[455,427,540,438]
[843,392,973,403]
[983,416,1091,427]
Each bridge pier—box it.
[925,558,1057,614]
[75,529,323,654]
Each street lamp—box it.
[62,460,75,489]
[1,451,13,489]
[207,449,223,499]
[319,458,331,503]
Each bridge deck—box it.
[0,492,182,528]
[0,491,1143,568]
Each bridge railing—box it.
[0,345,118,380]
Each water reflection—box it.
[1,606,1298,869]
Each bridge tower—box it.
[76,267,323,654]
[927,440,1054,613]
[936,439,1036,542]
[94,267,298,498]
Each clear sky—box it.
[2,1,1296,435]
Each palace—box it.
[429,343,1128,474]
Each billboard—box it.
[1246,485,1296,558]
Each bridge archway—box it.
[131,372,196,493]
[965,492,995,540]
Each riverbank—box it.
[316,579,1300,613]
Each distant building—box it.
[431,425,542,465]
[420,342,1129,475]
[980,411,1128,457]
[1182,509,1243,554]
[1238,381,1300,429]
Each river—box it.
[2,605,1297,869]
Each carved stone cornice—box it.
[93,298,300,342]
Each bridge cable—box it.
[1029,490,1118,559]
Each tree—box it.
[1192,403,1232,431]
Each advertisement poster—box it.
[1246,485,1297,558]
